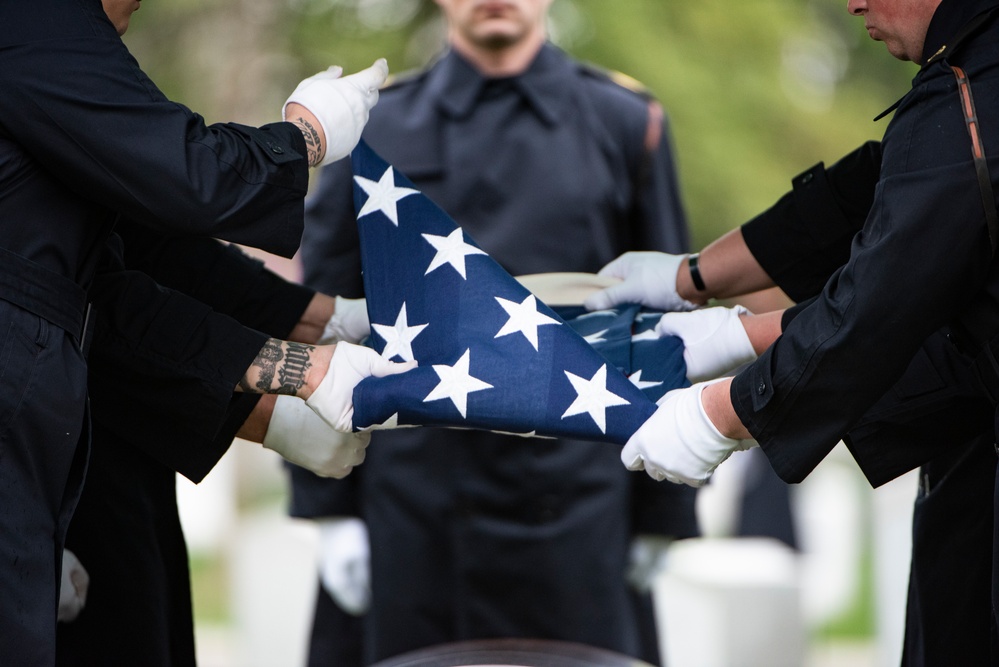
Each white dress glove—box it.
[319,297,370,345]
[263,394,369,478]
[58,549,89,623]
[283,59,389,166]
[306,342,416,432]
[584,252,699,312]
[626,535,673,593]
[318,517,371,616]
[656,305,757,382]
[622,381,755,487]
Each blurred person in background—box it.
[585,0,999,663]
[0,0,393,662]
[289,0,698,664]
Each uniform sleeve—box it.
[740,142,882,302]
[0,4,309,257]
[86,236,271,483]
[630,102,691,254]
[115,222,316,333]
[731,77,994,483]
[87,226,323,482]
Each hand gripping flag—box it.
[348,140,688,444]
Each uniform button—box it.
[757,381,766,395]
[801,172,814,184]
[271,145,284,154]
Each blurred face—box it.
[434,0,554,51]
[847,0,941,63]
[102,0,141,36]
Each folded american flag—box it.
[349,140,688,445]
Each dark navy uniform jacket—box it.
[291,44,696,663]
[730,0,999,485]
[0,1,308,660]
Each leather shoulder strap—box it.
[952,65,999,255]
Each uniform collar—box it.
[874,0,999,120]
[922,0,999,64]
[432,43,571,126]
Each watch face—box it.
[370,639,653,667]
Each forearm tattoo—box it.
[245,339,315,396]
[277,341,314,395]
[290,116,323,167]
[250,339,283,393]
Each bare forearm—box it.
[676,228,776,304]
[288,293,336,344]
[702,378,752,440]
[235,338,333,400]
[740,309,784,354]
[285,102,326,168]
[236,395,276,443]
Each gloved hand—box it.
[656,305,756,382]
[58,549,89,623]
[264,394,368,478]
[622,381,755,487]
[319,297,370,345]
[284,59,389,166]
[626,535,673,593]
[584,252,699,312]
[318,517,371,616]
[306,342,416,432]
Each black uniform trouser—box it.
[0,301,89,666]
[902,433,998,666]
[55,426,196,667]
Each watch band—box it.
[688,253,707,292]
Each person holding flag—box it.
[290,0,697,664]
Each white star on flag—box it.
[371,303,428,362]
[628,370,663,391]
[494,295,560,351]
[354,167,419,226]
[424,349,494,418]
[561,364,630,433]
[583,329,608,345]
[422,229,488,279]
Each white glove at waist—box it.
[626,535,673,593]
[306,342,416,432]
[319,297,370,345]
[656,305,757,382]
[318,517,371,616]
[264,394,368,478]
[584,252,698,313]
[622,381,755,487]
[284,59,388,166]
[58,549,89,623]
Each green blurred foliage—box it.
[124,0,914,250]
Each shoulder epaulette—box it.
[578,62,655,100]
[381,67,425,90]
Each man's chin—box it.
[471,22,525,49]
